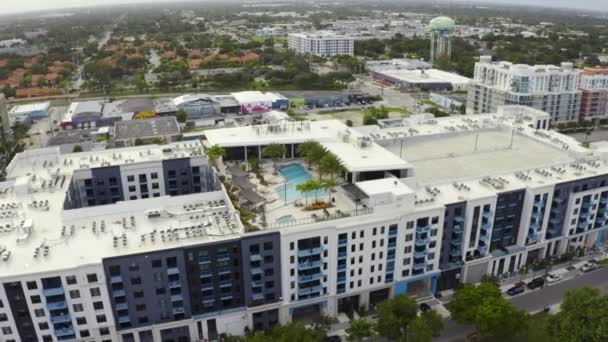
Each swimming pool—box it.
[275,163,327,202]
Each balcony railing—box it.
[416,225,431,234]
[265,208,374,229]
[298,246,324,258]
[298,260,322,270]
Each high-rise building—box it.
[429,16,456,65]
[467,56,581,123]
[579,67,608,122]
[287,31,354,57]
[4,108,608,341]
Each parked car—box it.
[580,262,598,273]
[506,285,525,296]
[419,303,431,313]
[527,277,545,289]
[545,272,562,284]
[325,336,341,342]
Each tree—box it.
[474,297,527,340]
[547,287,608,342]
[346,319,373,341]
[420,310,444,337]
[447,283,501,324]
[375,295,418,340]
[296,140,323,168]
[407,316,434,342]
[317,152,344,179]
[72,145,83,153]
[296,180,313,206]
[206,144,226,167]
[345,119,353,127]
[262,143,287,170]
[320,178,337,204]
[175,109,188,123]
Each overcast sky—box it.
[1,0,607,15]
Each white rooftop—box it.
[0,141,243,278]
[9,102,50,115]
[205,119,412,173]
[376,68,471,85]
[231,91,286,104]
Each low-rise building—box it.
[8,102,50,125]
[579,67,608,122]
[288,31,354,57]
[113,117,182,147]
[371,68,471,91]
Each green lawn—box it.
[523,312,552,342]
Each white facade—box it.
[288,31,354,57]
[467,56,581,122]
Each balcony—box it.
[389,229,398,237]
[249,254,262,262]
[414,249,428,259]
[580,211,591,219]
[50,315,72,324]
[217,253,231,262]
[531,211,543,219]
[338,239,347,247]
[298,285,323,297]
[112,289,126,298]
[198,256,211,264]
[578,221,589,230]
[337,263,347,271]
[416,225,431,234]
[199,269,212,278]
[479,246,489,255]
[479,233,490,242]
[252,293,265,301]
[337,275,346,283]
[413,261,426,271]
[47,301,67,311]
[167,267,180,275]
[527,232,539,242]
[450,248,462,257]
[170,294,183,302]
[218,267,231,275]
[337,251,347,259]
[250,267,263,275]
[202,295,214,303]
[116,302,128,311]
[534,199,545,208]
[250,279,263,288]
[482,210,493,219]
[453,215,464,223]
[480,223,491,231]
[582,202,592,209]
[453,224,463,233]
[43,287,64,297]
[54,328,75,338]
[298,260,322,270]
[118,316,131,324]
[220,294,233,301]
[530,221,541,231]
[172,307,185,315]
[415,238,430,247]
[387,240,397,249]
[298,246,324,258]
[386,263,395,272]
[169,280,181,288]
[110,275,123,284]
[299,273,323,283]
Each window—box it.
[263,241,273,250]
[134,291,144,298]
[96,314,107,323]
[73,304,84,312]
[407,221,414,229]
[405,234,413,242]
[87,274,98,283]
[404,246,412,254]
[69,290,80,299]
[38,322,49,330]
[128,185,136,192]
[80,330,90,338]
[152,183,159,190]
[136,304,146,312]
[152,259,162,268]
[0,314,7,322]
[131,277,142,285]
[76,317,87,325]
[66,276,77,285]
[100,328,110,336]
[2,327,12,335]
[26,281,37,290]
[30,295,41,304]
[151,172,158,179]
[34,309,45,317]
[93,301,104,310]
[90,288,101,297]
[432,216,439,224]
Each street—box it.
[434,266,608,341]
[509,266,608,312]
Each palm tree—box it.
[206,144,226,168]
[296,181,313,206]
[305,179,322,204]
[318,152,345,179]
[297,140,324,168]
[320,178,337,204]
[262,143,287,172]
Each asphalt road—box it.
[509,266,608,312]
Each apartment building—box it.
[467,56,581,123]
[287,31,354,57]
[579,67,608,122]
[4,106,608,342]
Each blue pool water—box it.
[275,163,327,202]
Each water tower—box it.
[429,16,456,65]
